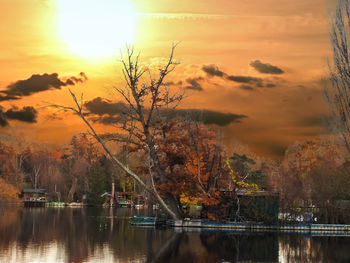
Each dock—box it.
[170,220,350,234]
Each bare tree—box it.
[327,0,350,152]
[48,45,184,219]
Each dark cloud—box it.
[202,64,226,77]
[200,64,280,91]
[0,72,87,101]
[265,83,277,88]
[226,75,263,84]
[250,60,284,74]
[84,97,247,127]
[166,109,247,126]
[185,77,204,91]
[5,106,37,123]
[90,115,123,125]
[239,85,255,91]
[165,80,183,86]
[0,106,38,127]
[84,97,127,116]
[0,94,21,102]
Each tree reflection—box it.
[279,235,350,263]
[0,206,350,262]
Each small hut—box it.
[21,189,47,207]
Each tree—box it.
[228,153,267,189]
[49,45,185,219]
[309,164,350,223]
[60,134,98,202]
[0,178,19,202]
[327,0,350,152]
[143,120,227,218]
[87,162,107,206]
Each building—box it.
[21,189,47,207]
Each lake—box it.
[0,206,349,262]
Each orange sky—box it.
[0,0,338,158]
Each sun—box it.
[58,0,136,57]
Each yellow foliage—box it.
[0,178,20,202]
[226,159,259,195]
[180,194,199,206]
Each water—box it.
[0,206,349,263]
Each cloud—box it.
[250,60,284,74]
[0,106,38,127]
[5,106,37,123]
[185,77,204,91]
[239,84,255,91]
[165,80,183,86]
[202,64,225,77]
[166,109,247,126]
[199,64,281,91]
[0,72,87,101]
[265,83,277,88]
[226,75,263,84]
[84,97,127,116]
[84,97,247,127]
[0,94,21,102]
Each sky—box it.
[0,0,338,158]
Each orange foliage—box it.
[0,178,19,202]
[149,120,228,207]
[52,151,62,159]
[207,213,216,221]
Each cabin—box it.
[117,191,135,207]
[21,189,47,207]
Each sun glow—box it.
[58,0,136,57]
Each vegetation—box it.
[0,28,350,223]
[327,0,350,152]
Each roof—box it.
[220,189,279,196]
[22,189,46,194]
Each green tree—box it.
[229,153,267,189]
[87,163,106,206]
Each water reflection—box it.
[0,206,349,262]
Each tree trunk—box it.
[147,173,154,216]
[166,193,183,219]
[110,180,115,207]
[67,177,78,203]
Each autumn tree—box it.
[276,136,350,222]
[0,178,19,202]
[0,141,24,189]
[49,46,187,219]
[309,163,350,223]
[137,120,228,218]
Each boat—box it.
[129,216,166,226]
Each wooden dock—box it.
[171,220,350,234]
